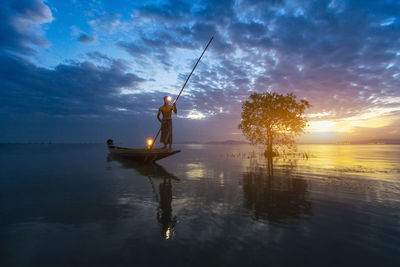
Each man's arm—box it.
[173,103,177,114]
[157,108,162,122]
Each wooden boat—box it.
[107,139,180,162]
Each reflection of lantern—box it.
[147,138,153,150]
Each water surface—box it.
[0,144,399,266]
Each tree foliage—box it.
[238,92,311,157]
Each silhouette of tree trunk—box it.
[238,92,311,177]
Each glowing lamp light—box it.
[165,227,171,240]
[147,138,153,149]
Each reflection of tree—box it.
[242,160,312,223]
[108,155,178,239]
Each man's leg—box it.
[168,120,173,150]
[160,121,167,149]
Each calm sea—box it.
[0,144,399,266]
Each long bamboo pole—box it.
[148,37,213,152]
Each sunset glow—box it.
[306,103,398,140]
[2,1,400,265]
[0,0,399,144]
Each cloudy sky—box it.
[1,0,399,144]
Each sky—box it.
[0,0,399,144]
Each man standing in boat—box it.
[157,96,177,150]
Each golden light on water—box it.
[185,162,207,179]
[240,144,398,183]
[299,144,397,183]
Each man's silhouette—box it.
[157,96,177,150]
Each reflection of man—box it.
[157,178,177,239]
[157,96,177,150]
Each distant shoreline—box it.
[2,139,400,145]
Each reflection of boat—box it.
[107,139,180,163]
[107,154,179,180]
[108,154,178,239]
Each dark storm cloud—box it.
[1,0,400,142]
[0,54,145,116]
[123,0,236,65]
[117,40,170,65]
[77,34,95,43]
[123,0,400,121]
[137,0,192,22]
[116,23,229,67]
[253,0,400,118]
[0,0,53,55]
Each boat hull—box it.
[107,145,180,162]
